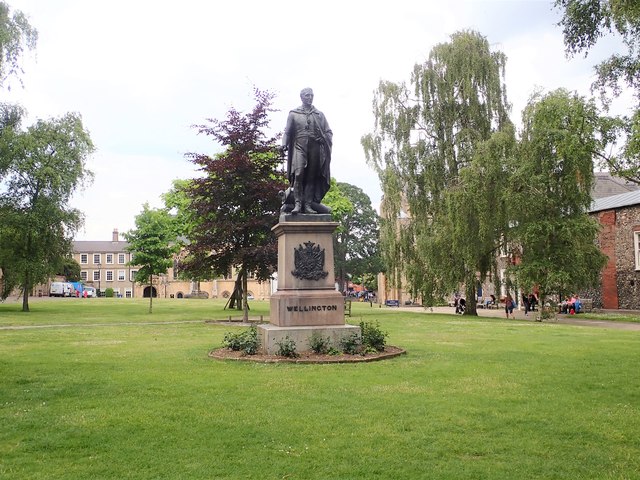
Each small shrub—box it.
[537,304,556,322]
[360,321,388,352]
[339,332,362,355]
[308,331,331,354]
[222,325,258,355]
[105,287,114,298]
[276,336,298,358]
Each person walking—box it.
[505,293,515,319]
[522,293,530,315]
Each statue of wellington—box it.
[281,88,333,214]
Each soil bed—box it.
[208,345,406,364]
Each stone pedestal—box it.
[260,214,359,354]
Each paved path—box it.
[394,306,640,331]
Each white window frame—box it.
[118,253,126,264]
[125,289,132,298]
[106,253,114,264]
[130,270,138,281]
[80,271,88,281]
[118,270,126,281]
[93,253,101,264]
[635,231,640,270]
[93,270,101,281]
[80,254,88,264]
[106,270,114,282]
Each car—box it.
[247,294,255,300]
[84,286,97,298]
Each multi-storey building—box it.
[72,229,137,297]
[72,229,273,299]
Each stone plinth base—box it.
[270,289,344,327]
[258,323,361,355]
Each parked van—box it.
[50,282,74,297]
[84,286,96,298]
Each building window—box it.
[93,253,101,264]
[130,270,138,281]
[106,253,114,264]
[118,270,126,281]
[118,253,126,264]
[125,289,132,298]
[93,270,101,281]
[80,271,88,281]
[80,254,88,264]
[106,271,114,282]
[173,259,179,280]
[635,232,640,270]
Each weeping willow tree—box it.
[361,30,514,314]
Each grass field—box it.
[1,299,639,479]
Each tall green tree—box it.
[0,1,37,89]
[326,181,383,293]
[508,89,608,303]
[58,257,81,282]
[361,30,513,313]
[0,112,93,311]
[181,89,286,321]
[0,102,24,180]
[125,204,180,314]
[161,178,208,295]
[555,0,640,183]
[162,178,195,238]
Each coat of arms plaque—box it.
[291,241,329,281]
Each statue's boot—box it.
[303,186,317,214]
[291,181,303,214]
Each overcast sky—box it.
[3,0,631,240]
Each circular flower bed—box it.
[208,345,406,364]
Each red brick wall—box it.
[596,210,619,309]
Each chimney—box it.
[112,229,119,242]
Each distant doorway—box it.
[143,286,157,298]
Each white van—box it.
[50,282,74,297]
[84,286,96,298]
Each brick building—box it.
[589,191,640,310]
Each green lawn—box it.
[1,299,639,479]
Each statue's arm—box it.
[282,112,295,151]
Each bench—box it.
[385,299,399,307]
[557,298,593,313]
[477,300,498,309]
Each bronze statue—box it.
[281,88,332,214]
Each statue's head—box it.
[300,88,314,106]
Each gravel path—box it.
[394,305,640,331]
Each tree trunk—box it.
[242,271,249,322]
[148,275,153,314]
[22,284,29,312]
[463,279,477,316]
[225,270,244,311]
